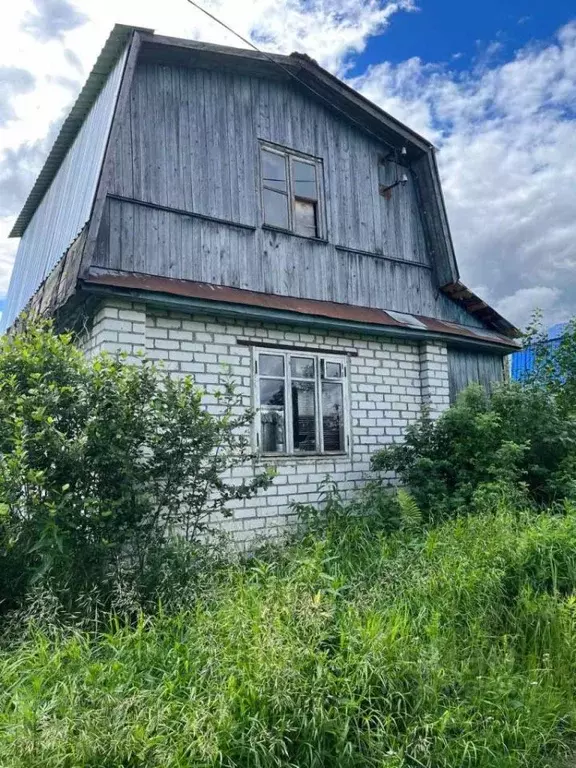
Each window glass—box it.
[256,349,347,455]
[261,149,287,192]
[260,144,323,238]
[260,353,284,377]
[294,199,317,238]
[263,188,289,229]
[291,380,316,452]
[290,356,315,379]
[293,160,317,199]
[324,361,342,379]
[261,410,285,453]
[322,381,344,452]
[259,378,285,407]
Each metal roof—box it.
[82,269,520,352]
[9,24,153,238]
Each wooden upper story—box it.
[2,25,519,352]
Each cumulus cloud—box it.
[352,21,576,328]
[0,141,46,217]
[0,68,36,127]
[21,0,88,42]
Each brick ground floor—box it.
[80,298,451,545]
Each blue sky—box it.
[351,0,573,74]
[0,0,575,328]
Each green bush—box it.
[371,382,576,522]
[524,315,576,417]
[2,508,576,766]
[0,319,272,613]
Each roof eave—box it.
[442,280,521,338]
[79,280,518,354]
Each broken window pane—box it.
[292,380,316,452]
[294,199,317,237]
[322,381,344,451]
[261,149,287,192]
[263,188,289,229]
[293,160,317,199]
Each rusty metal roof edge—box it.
[9,23,154,239]
[80,271,519,353]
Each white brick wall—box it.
[82,298,451,545]
[420,343,451,417]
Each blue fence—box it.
[511,323,567,381]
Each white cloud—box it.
[0,1,574,331]
[496,286,562,327]
[352,21,576,328]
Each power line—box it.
[184,0,398,152]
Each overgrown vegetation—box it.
[1,316,576,766]
[0,319,272,614]
[3,508,576,766]
[371,319,576,523]
[372,382,576,521]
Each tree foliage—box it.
[524,313,576,416]
[0,319,273,612]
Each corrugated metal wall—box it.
[1,47,127,332]
[511,324,567,381]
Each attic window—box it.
[260,144,324,238]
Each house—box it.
[2,24,521,542]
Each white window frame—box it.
[252,347,350,456]
[259,142,326,239]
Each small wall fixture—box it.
[379,173,408,199]
[381,146,408,164]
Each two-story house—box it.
[2,24,520,542]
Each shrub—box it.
[0,319,273,613]
[371,382,576,522]
[524,314,576,417]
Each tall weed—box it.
[2,508,576,766]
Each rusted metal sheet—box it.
[83,269,520,350]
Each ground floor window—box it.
[254,348,348,455]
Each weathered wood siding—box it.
[96,196,479,323]
[100,61,480,326]
[448,347,504,403]
[1,48,127,332]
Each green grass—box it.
[2,509,576,767]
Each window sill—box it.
[256,452,349,464]
[262,224,328,244]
